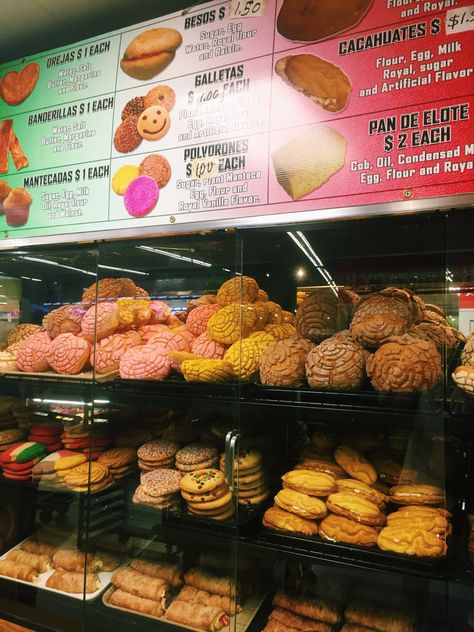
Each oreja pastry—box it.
[274,488,327,519]
[0,62,40,105]
[282,469,337,496]
[377,526,447,557]
[389,484,444,506]
[319,513,378,547]
[334,445,377,485]
[120,28,183,80]
[326,492,384,526]
[263,505,318,536]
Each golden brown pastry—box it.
[296,458,346,479]
[452,365,474,395]
[46,569,100,593]
[389,484,444,506]
[183,567,237,598]
[130,558,181,587]
[109,587,164,617]
[269,607,333,632]
[274,489,327,519]
[326,492,385,526]
[345,601,416,632]
[305,333,367,390]
[216,276,259,306]
[334,446,377,485]
[282,470,337,497]
[350,293,414,348]
[20,539,58,558]
[7,549,51,573]
[112,567,168,601]
[0,560,38,583]
[53,549,101,573]
[377,526,447,557]
[273,590,342,625]
[263,505,318,536]
[386,510,450,537]
[336,479,387,508]
[178,585,240,616]
[295,289,358,343]
[165,600,229,631]
[120,28,182,80]
[388,505,450,519]
[260,337,314,387]
[319,514,378,547]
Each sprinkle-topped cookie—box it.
[175,443,218,466]
[179,468,225,494]
[141,468,182,497]
[137,440,179,462]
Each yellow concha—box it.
[217,276,259,306]
[207,303,258,345]
[181,359,234,383]
[248,331,276,352]
[224,338,262,380]
[264,323,297,340]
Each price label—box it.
[190,157,220,180]
[229,0,266,18]
[446,6,474,34]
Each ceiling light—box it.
[20,276,42,282]
[20,256,96,276]
[287,232,337,296]
[98,264,149,276]
[296,267,306,279]
[136,246,212,268]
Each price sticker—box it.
[229,0,266,18]
[190,157,220,180]
[446,6,474,34]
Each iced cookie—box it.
[124,176,159,217]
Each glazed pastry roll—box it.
[345,602,416,632]
[269,607,333,632]
[184,567,237,598]
[46,569,100,593]
[53,549,101,573]
[21,539,57,558]
[178,585,241,615]
[7,549,51,573]
[273,590,341,625]
[112,567,168,602]
[165,600,229,632]
[0,560,38,583]
[109,588,165,617]
[130,558,182,587]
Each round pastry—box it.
[296,288,358,343]
[217,276,259,306]
[124,176,159,217]
[138,440,179,463]
[409,320,458,354]
[224,338,262,381]
[186,304,220,337]
[389,484,444,506]
[140,468,181,497]
[306,333,366,390]
[148,301,171,324]
[377,526,447,557]
[350,293,413,348]
[187,490,233,512]
[274,489,327,519]
[281,469,337,497]
[0,351,17,372]
[461,336,474,366]
[137,106,170,141]
[262,301,283,325]
[176,444,218,467]
[191,332,227,359]
[64,461,109,486]
[368,452,417,485]
[256,289,269,302]
[452,365,474,395]
[82,277,138,304]
[262,505,318,536]
[138,154,171,188]
[334,445,377,485]
[1,441,46,464]
[54,452,88,471]
[263,323,296,339]
[98,447,137,468]
[319,514,378,547]
[0,429,24,445]
[326,492,385,526]
[366,334,442,392]
[119,344,171,380]
[144,85,176,111]
[116,298,152,330]
[181,358,234,383]
[43,304,85,339]
[121,96,146,121]
[181,483,228,503]
[260,336,314,387]
[112,165,140,195]
[336,479,387,508]
[47,333,90,375]
[207,303,258,345]
[16,331,51,372]
[7,323,43,347]
[114,115,142,153]
[81,302,120,342]
[179,468,225,494]
[147,330,190,352]
[248,331,276,353]
[188,295,217,310]
[91,332,141,373]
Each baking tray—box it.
[0,537,127,601]
[102,585,268,632]
[0,369,118,384]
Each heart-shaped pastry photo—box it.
[0,62,40,106]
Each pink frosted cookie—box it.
[81,302,119,342]
[137,324,170,342]
[47,333,90,375]
[119,345,171,380]
[124,176,159,218]
[192,332,227,359]
[91,332,140,373]
[147,330,190,353]
[186,303,220,337]
[149,300,171,324]
[16,331,51,372]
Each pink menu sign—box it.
[0,0,472,241]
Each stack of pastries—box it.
[263,589,342,632]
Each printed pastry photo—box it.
[272,124,346,201]
[277,0,374,42]
[275,54,351,113]
[120,28,182,80]
[0,62,40,105]
[2,187,32,227]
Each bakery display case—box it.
[0,209,472,631]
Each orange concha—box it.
[47,333,90,375]
[82,277,138,304]
[217,276,259,306]
[81,302,120,342]
[191,332,227,359]
[186,303,220,336]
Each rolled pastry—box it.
[273,590,341,625]
[7,549,51,573]
[269,606,333,632]
[53,549,101,573]
[46,569,100,593]
[112,567,168,602]
[97,552,121,572]
[109,587,165,617]
[21,540,58,558]
[0,560,38,583]
[345,602,416,632]
[130,558,182,587]
[178,585,241,616]
[184,567,237,598]
[165,600,229,632]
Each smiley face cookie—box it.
[137,106,170,140]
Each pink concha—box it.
[186,303,220,336]
[149,300,171,324]
[47,333,90,375]
[137,324,170,343]
[81,302,120,341]
[172,326,195,347]
[147,330,190,352]
[119,345,171,380]
[91,332,140,374]
[192,332,227,359]
[16,331,52,372]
